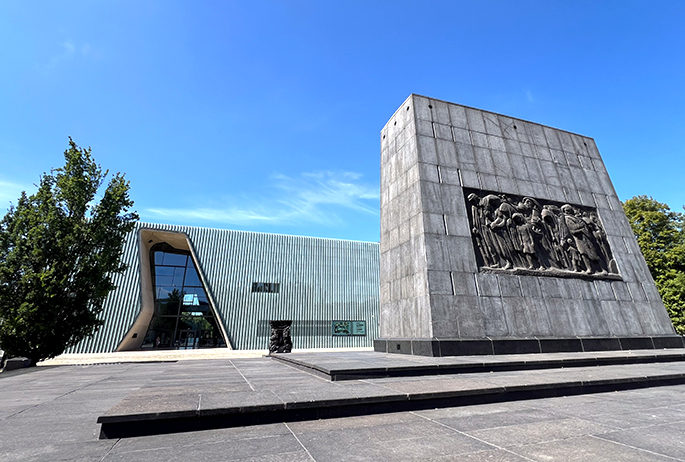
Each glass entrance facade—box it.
[142,243,226,349]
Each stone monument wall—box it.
[377,94,680,356]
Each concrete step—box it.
[271,348,685,380]
[97,350,685,439]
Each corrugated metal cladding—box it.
[67,229,141,354]
[68,222,380,353]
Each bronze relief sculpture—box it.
[465,188,619,279]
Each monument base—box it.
[374,336,685,357]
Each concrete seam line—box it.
[409,411,539,462]
[284,422,317,461]
[228,359,255,391]
[589,434,683,461]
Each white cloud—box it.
[39,40,97,71]
[526,90,535,103]
[62,40,75,55]
[43,40,76,70]
[144,171,379,227]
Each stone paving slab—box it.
[97,352,685,439]
[4,359,685,460]
[271,348,685,380]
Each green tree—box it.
[0,139,138,364]
[623,195,685,334]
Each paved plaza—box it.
[2,354,685,461]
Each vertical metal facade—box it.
[68,223,380,353]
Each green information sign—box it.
[332,320,366,336]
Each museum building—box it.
[67,223,380,353]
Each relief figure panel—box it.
[463,187,620,280]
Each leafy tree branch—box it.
[0,139,138,364]
[623,195,685,334]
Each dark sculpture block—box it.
[540,338,583,353]
[410,339,441,357]
[581,337,622,351]
[438,339,494,356]
[372,336,685,356]
[3,357,32,370]
[492,339,541,355]
[387,340,412,355]
[653,336,685,349]
[268,320,293,353]
[373,339,388,353]
[618,337,655,350]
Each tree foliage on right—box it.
[623,196,685,334]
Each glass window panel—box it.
[157,332,173,348]
[172,267,185,287]
[157,286,182,301]
[198,317,226,348]
[184,292,209,314]
[142,329,174,349]
[155,300,179,316]
[180,308,205,316]
[156,286,171,299]
[155,266,175,276]
[182,293,200,306]
[196,292,209,307]
[155,275,173,287]
[142,330,156,348]
[251,282,279,293]
[154,252,164,265]
[162,252,187,267]
[184,267,201,287]
[150,316,177,331]
[178,314,214,331]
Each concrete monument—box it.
[375,94,683,356]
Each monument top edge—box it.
[382,93,597,142]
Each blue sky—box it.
[1,1,684,242]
